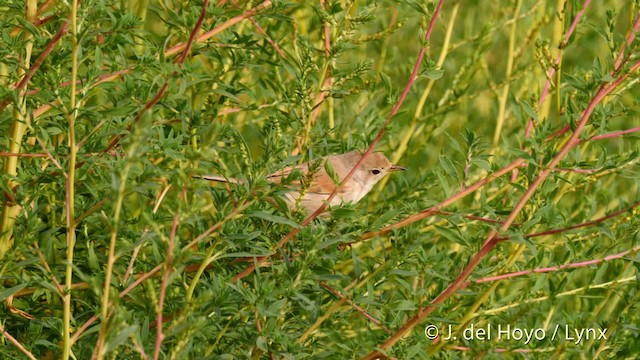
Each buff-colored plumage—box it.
[196,150,404,214]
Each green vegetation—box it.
[1,0,639,358]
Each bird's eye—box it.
[371,169,381,175]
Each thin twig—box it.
[320,281,391,334]
[473,246,640,284]
[165,0,273,57]
[293,0,333,155]
[482,276,636,315]
[0,324,37,360]
[229,0,285,58]
[525,0,592,137]
[153,214,180,360]
[0,152,48,158]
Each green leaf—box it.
[520,100,539,121]
[104,325,138,353]
[380,71,392,93]
[324,158,338,184]
[393,300,417,311]
[248,211,300,228]
[423,68,444,80]
[0,284,28,302]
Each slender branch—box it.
[62,0,80,357]
[0,0,37,258]
[0,152,48,158]
[0,324,37,360]
[498,200,640,241]
[13,19,69,92]
[94,142,138,358]
[525,0,592,137]
[482,276,636,315]
[320,282,391,334]
[25,68,131,98]
[165,0,273,57]
[0,16,70,112]
[352,159,525,244]
[71,262,164,346]
[95,3,210,356]
[32,242,63,295]
[433,211,509,225]
[587,127,640,142]
[20,1,272,128]
[613,11,640,71]
[473,246,640,284]
[356,114,640,244]
[153,214,180,360]
[181,200,249,250]
[388,1,458,168]
[293,0,334,155]
[229,0,285,59]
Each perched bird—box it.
[195,150,405,214]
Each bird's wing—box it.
[266,160,349,195]
[193,174,244,184]
[266,163,310,187]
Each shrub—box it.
[1,0,639,358]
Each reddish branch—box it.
[502,200,640,241]
[22,1,271,153]
[0,325,37,360]
[233,0,446,283]
[320,281,391,334]
[165,0,273,57]
[356,10,640,247]
[70,263,165,345]
[71,199,247,344]
[353,159,525,243]
[613,12,640,72]
[25,68,132,98]
[0,17,70,111]
[473,246,640,284]
[229,0,285,58]
[514,0,593,193]
[587,127,640,142]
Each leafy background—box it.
[1,0,639,358]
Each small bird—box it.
[195,150,405,214]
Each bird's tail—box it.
[192,174,244,184]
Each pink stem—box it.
[474,246,640,284]
[588,127,640,142]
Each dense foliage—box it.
[1,0,639,358]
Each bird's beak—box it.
[389,164,406,172]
